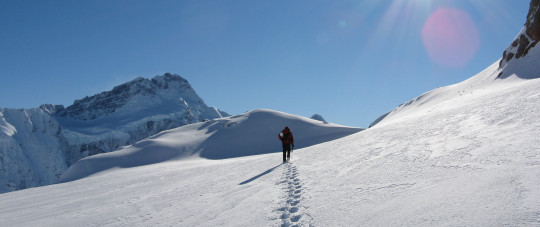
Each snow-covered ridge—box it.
[498,0,540,79]
[0,108,68,192]
[55,73,225,121]
[55,73,229,165]
[0,73,229,193]
[371,9,540,127]
[370,61,504,127]
[59,109,363,182]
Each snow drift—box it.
[59,109,362,182]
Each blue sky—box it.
[0,0,531,127]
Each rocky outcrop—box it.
[499,0,540,72]
[526,0,540,40]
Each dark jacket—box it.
[278,127,294,145]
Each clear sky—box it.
[0,0,531,127]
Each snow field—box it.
[274,162,312,227]
[59,109,361,183]
[1,50,540,226]
[295,76,540,225]
[0,156,283,226]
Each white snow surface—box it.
[1,47,540,225]
[59,109,362,182]
[0,108,67,192]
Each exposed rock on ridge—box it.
[499,0,540,73]
[1,73,228,193]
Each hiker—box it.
[278,126,295,162]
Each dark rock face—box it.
[499,0,540,71]
[526,0,540,40]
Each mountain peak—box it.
[55,73,207,121]
[150,73,191,90]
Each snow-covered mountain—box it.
[1,2,539,226]
[54,73,228,165]
[1,55,538,225]
[0,107,68,191]
[0,73,228,193]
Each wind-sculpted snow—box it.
[198,110,361,159]
[59,109,362,182]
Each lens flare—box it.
[422,8,480,67]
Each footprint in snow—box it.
[274,162,312,226]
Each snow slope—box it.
[0,57,538,225]
[301,76,540,226]
[59,109,362,182]
[370,27,540,128]
[1,18,540,227]
[0,108,68,191]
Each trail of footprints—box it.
[275,163,312,227]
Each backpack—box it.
[282,131,291,143]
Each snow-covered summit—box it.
[56,73,226,121]
[0,73,229,193]
[53,73,229,165]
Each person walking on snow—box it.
[278,126,294,162]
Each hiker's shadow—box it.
[239,163,284,185]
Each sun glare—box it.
[422,8,480,67]
[361,0,481,68]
